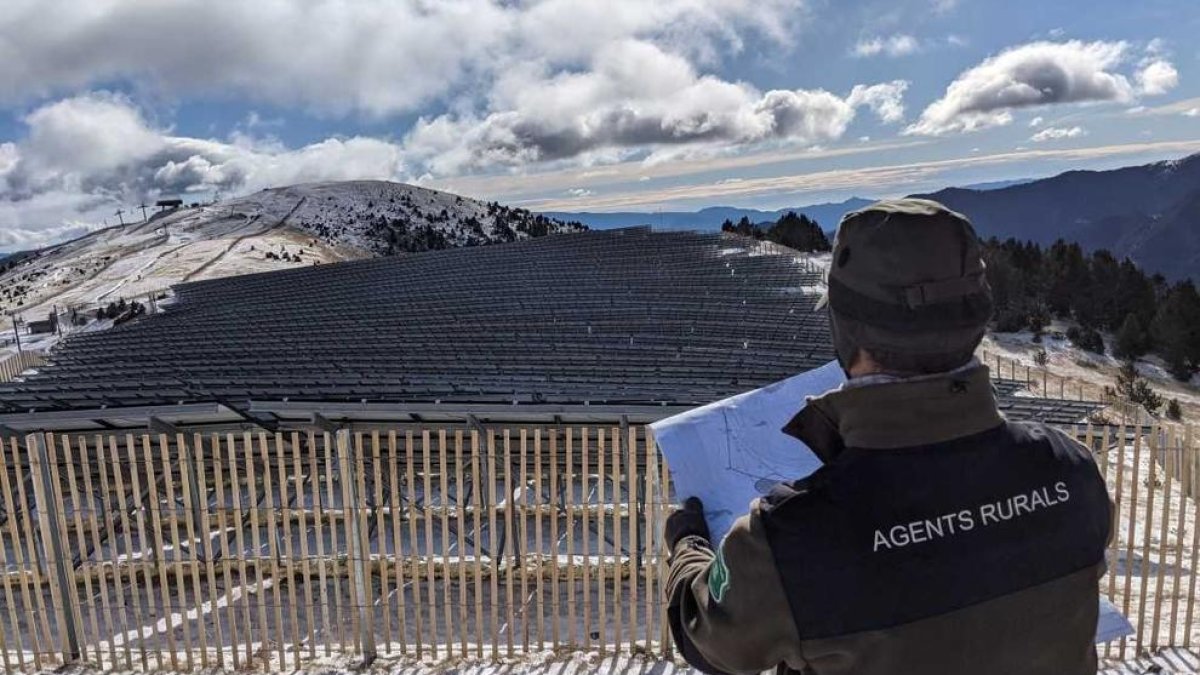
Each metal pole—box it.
[10,315,22,357]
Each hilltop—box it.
[0,180,584,323]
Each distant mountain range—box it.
[543,198,875,233]
[916,154,1200,281]
[546,153,1200,280]
[542,179,1032,233]
[958,178,1036,191]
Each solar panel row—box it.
[0,228,833,411]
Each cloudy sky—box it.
[1,0,1199,251]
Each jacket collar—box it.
[781,365,1003,461]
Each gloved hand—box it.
[664,496,711,550]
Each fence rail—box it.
[0,421,1195,670]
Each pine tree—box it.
[1083,250,1115,327]
[993,306,1027,333]
[766,212,831,252]
[1045,240,1089,318]
[1151,280,1200,380]
[1115,258,1157,328]
[1114,314,1149,361]
[981,242,1019,313]
[735,216,755,237]
[1028,307,1048,343]
[1166,398,1183,421]
[1113,361,1164,415]
[1067,324,1104,354]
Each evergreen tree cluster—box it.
[720,212,832,252]
[298,190,585,256]
[0,251,31,275]
[984,238,1200,380]
[95,298,147,325]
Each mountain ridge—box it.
[542,197,874,232]
[544,154,1200,281]
[915,153,1200,280]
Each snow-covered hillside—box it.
[981,323,1200,424]
[269,181,584,255]
[0,181,585,330]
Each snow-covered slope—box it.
[266,181,584,254]
[0,181,585,327]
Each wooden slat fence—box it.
[0,421,1194,670]
[0,352,43,384]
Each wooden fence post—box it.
[622,412,645,643]
[337,428,377,664]
[180,435,208,560]
[28,433,83,663]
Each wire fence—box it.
[981,348,1108,404]
[0,420,1194,670]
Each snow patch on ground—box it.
[31,647,1200,674]
[980,320,1200,422]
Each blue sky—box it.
[1,0,1199,250]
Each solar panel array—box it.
[1,228,834,412]
[0,227,1102,424]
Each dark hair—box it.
[861,346,977,376]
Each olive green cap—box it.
[818,198,993,373]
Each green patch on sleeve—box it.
[708,547,730,603]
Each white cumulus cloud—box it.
[905,40,1175,136]
[0,0,805,117]
[853,34,920,58]
[1136,59,1179,96]
[0,0,890,250]
[846,81,910,123]
[1030,126,1086,142]
[0,68,906,249]
[404,41,907,175]
[0,93,412,248]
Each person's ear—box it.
[847,348,878,377]
[852,348,867,369]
